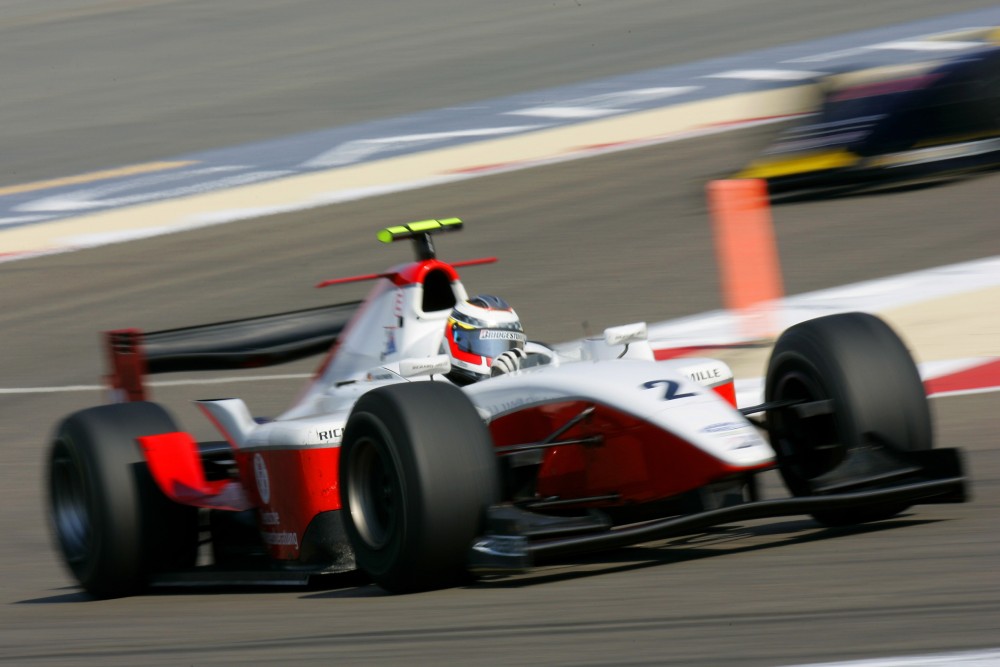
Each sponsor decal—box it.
[261,511,280,526]
[480,330,526,341]
[642,379,697,400]
[317,427,344,442]
[487,397,532,415]
[382,326,397,359]
[726,435,762,450]
[392,288,404,317]
[687,367,722,382]
[402,361,439,373]
[701,421,750,434]
[253,453,271,505]
[261,531,298,547]
[484,392,561,417]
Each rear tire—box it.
[47,402,200,598]
[765,312,932,526]
[339,382,499,593]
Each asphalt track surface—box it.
[2,3,1000,666]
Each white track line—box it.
[2,359,994,400]
[785,647,1000,667]
[5,257,998,397]
[0,373,312,394]
[706,69,823,81]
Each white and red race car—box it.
[47,218,967,597]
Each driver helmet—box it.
[444,295,525,385]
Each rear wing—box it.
[106,301,360,402]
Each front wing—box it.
[470,448,966,573]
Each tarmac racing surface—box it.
[1,2,999,666]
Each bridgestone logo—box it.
[262,531,298,547]
[480,330,526,341]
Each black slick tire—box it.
[764,312,932,526]
[47,402,200,598]
[339,382,499,593]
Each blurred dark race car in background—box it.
[736,45,1000,198]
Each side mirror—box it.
[604,322,648,346]
[582,322,653,361]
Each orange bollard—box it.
[707,178,784,338]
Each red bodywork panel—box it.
[489,400,765,505]
[141,432,343,561]
[233,447,342,560]
[139,432,253,511]
[714,380,737,408]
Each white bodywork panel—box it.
[463,359,773,468]
[198,272,774,469]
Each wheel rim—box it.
[50,441,92,564]
[346,436,397,550]
[770,363,842,482]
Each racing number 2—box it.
[643,379,696,400]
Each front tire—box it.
[765,312,932,526]
[47,402,200,598]
[339,382,500,593]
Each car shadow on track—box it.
[19,517,946,602]
[16,588,95,604]
[468,516,943,591]
[17,570,376,603]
